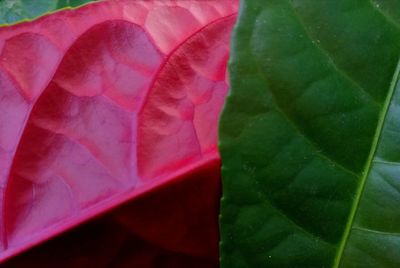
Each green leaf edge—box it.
[217,0,242,258]
[0,0,98,28]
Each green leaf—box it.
[0,0,95,25]
[219,1,400,267]
[56,0,94,9]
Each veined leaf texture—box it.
[0,0,238,262]
[220,1,400,267]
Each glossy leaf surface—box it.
[0,0,237,262]
[220,1,400,267]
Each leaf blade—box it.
[220,0,400,267]
[0,0,238,262]
[339,60,400,267]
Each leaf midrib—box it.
[333,56,400,268]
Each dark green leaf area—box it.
[220,0,400,267]
[56,0,92,8]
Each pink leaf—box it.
[0,0,237,262]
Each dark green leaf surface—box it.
[0,0,94,25]
[220,1,400,267]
